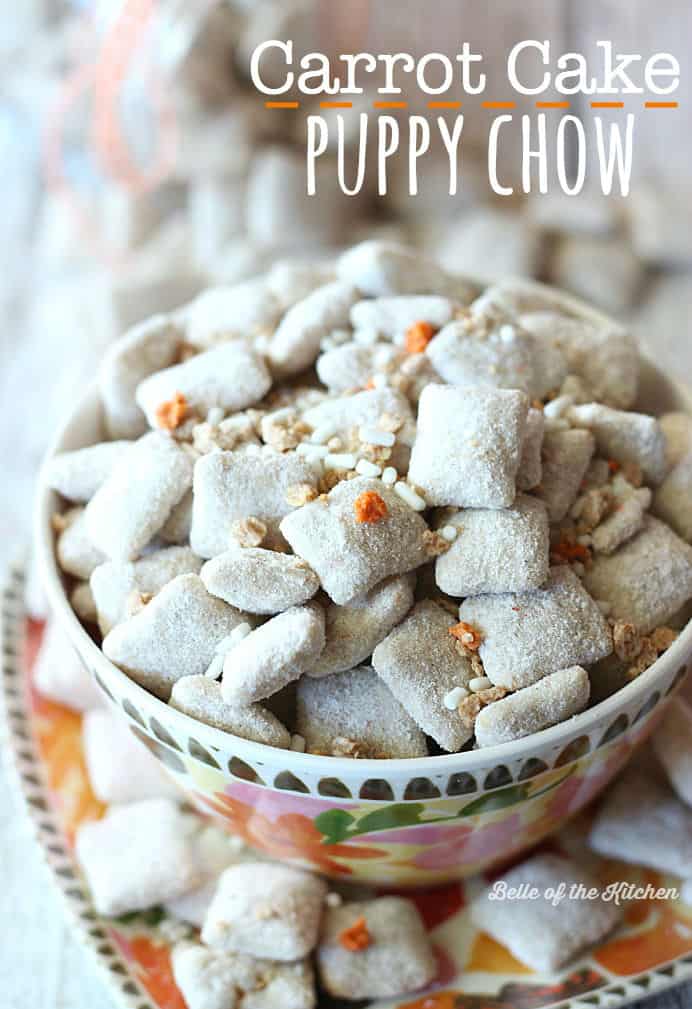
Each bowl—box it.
[36,285,692,886]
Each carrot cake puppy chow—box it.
[434,495,550,597]
[90,545,203,634]
[349,294,457,336]
[569,402,668,486]
[474,666,590,747]
[279,477,428,605]
[316,896,437,1000]
[76,799,203,917]
[535,428,595,522]
[266,281,359,377]
[408,384,529,509]
[172,943,316,1009]
[200,547,320,615]
[170,676,291,748]
[337,239,476,302]
[201,862,327,961]
[306,573,415,678]
[55,507,106,579]
[103,573,253,699]
[296,665,428,758]
[372,599,477,752]
[459,567,612,690]
[180,279,281,350]
[44,440,132,503]
[471,853,622,972]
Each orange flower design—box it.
[200,791,384,875]
[111,933,186,1009]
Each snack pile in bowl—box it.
[46,240,692,759]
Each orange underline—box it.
[265,101,299,109]
[645,101,678,108]
[374,101,407,109]
[591,101,624,108]
[536,101,570,109]
[428,100,462,109]
[320,101,352,108]
[482,101,516,109]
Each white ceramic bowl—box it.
[36,287,692,886]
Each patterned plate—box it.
[3,560,692,1009]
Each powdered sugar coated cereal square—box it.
[170,676,291,748]
[408,384,528,508]
[569,402,668,486]
[45,441,132,503]
[535,427,595,522]
[201,547,319,615]
[517,407,544,491]
[82,708,180,803]
[475,666,590,747]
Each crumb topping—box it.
[231,516,268,548]
[354,490,389,524]
[155,391,189,431]
[339,916,372,952]
[405,320,436,354]
[448,621,483,651]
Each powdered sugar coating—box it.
[350,294,456,335]
[296,665,427,758]
[268,281,359,377]
[85,431,194,561]
[82,707,180,803]
[201,547,319,615]
[90,545,202,634]
[316,897,436,1000]
[182,279,281,349]
[660,412,692,467]
[460,567,612,689]
[56,507,106,579]
[408,384,528,508]
[136,343,271,428]
[516,407,544,490]
[172,943,315,1009]
[191,450,319,558]
[45,440,132,503]
[583,516,692,633]
[471,853,622,972]
[76,799,202,916]
[435,495,550,597]
[301,386,416,461]
[569,403,668,485]
[160,489,193,543]
[652,698,692,807]
[103,573,250,699]
[170,675,291,748]
[307,574,414,678]
[338,239,474,301]
[221,604,325,704]
[475,665,590,747]
[589,763,692,877]
[316,343,379,393]
[99,314,182,438]
[372,600,475,751]
[653,453,692,543]
[202,862,327,961]
[535,427,595,521]
[280,477,428,605]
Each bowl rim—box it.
[34,281,692,778]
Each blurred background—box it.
[1,0,691,610]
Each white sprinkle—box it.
[267,406,294,423]
[326,437,343,452]
[499,323,516,343]
[392,330,407,346]
[207,406,224,426]
[469,676,492,692]
[297,443,329,459]
[394,481,427,511]
[290,734,306,752]
[325,452,356,470]
[443,686,469,710]
[356,459,382,478]
[310,422,337,445]
[204,653,224,680]
[440,524,458,542]
[544,394,575,420]
[381,466,398,486]
[214,634,237,655]
[576,534,592,547]
[353,326,379,346]
[229,622,253,644]
[325,892,342,908]
[372,373,389,389]
[359,425,396,448]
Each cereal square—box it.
[517,407,544,491]
[435,495,550,597]
[170,676,291,748]
[569,403,668,485]
[471,853,621,972]
[201,547,320,615]
[280,477,428,605]
[372,600,475,751]
[201,862,327,961]
[296,665,428,758]
[653,454,692,543]
[408,384,528,509]
[583,516,692,633]
[45,441,131,503]
[172,944,316,1009]
[459,567,612,689]
[535,428,595,522]
[316,897,436,1000]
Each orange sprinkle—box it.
[155,391,188,430]
[339,916,372,952]
[405,320,436,354]
[551,540,592,565]
[608,459,621,473]
[354,491,389,524]
[448,621,483,650]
